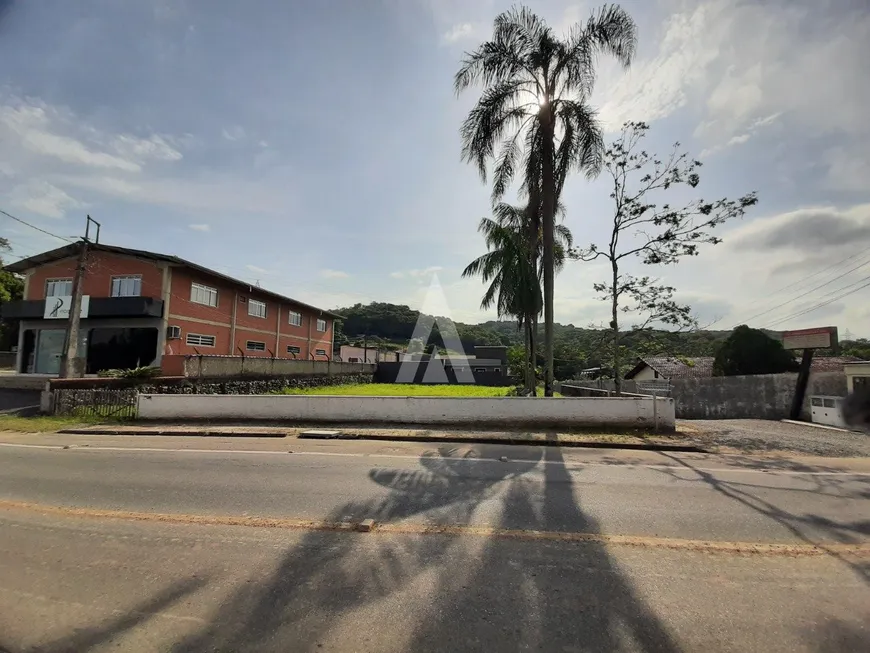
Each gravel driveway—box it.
[682,419,870,457]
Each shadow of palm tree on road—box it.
[34,575,208,653]
[653,453,870,584]
[169,443,680,652]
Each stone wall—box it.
[670,371,846,420]
[563,372,847,420]
[161,354,374,379]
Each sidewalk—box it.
[52,422,705,452]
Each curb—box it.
[779,419,858,434]
[58,429,288,438]
[296,431,706,453]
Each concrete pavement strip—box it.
[56,425,706,452]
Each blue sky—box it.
[1,0,869,336]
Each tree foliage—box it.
[456,4,637,395]
[713,325,800,376]
[0,238,23,351]
[462,203,572,393]
[575,122,758,393]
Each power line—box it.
[0,208,75,244]
[763,275,870,329]
[706,248,870,330]
[752,248,870,300]
[733,256,870,328]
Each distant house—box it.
[625,357,715,381]
[377,345,509,385]
[625,355,864,381]
[338,345,398,363]
[806,356,865,372]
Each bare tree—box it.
[575,121,758,394]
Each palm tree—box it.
[463,203,573,394]
[455,4,637,395]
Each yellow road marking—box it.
[1,499,868,557]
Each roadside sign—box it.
[44,295,90,320]
[781,326,837,350]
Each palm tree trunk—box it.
[531,313,538,394]
[523,317,534,394]
[611,259,622,396]
[541,118,557,397]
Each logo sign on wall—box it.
[43,295,90,320]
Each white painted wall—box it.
[137,394,676,430]
[630,366,659,381]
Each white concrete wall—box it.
[137,394,675,430]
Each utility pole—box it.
[59,216,100,378]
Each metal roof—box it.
[4,242,344,319]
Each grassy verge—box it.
[0,405,133,433]
[0,414,111,433]
[277,383,562,397]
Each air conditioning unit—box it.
[239,296,247,303]
[167,325,181,340]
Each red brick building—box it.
[2,242,340,374]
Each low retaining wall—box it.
[136,394,676,430]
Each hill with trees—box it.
[333,302,868,381]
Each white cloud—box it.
[8,181,83,219]
[0,103,142,171]
[441,22,474,43]
[112,134,182,162]
[246,264,270,275]
[597,2,727,130]
[597,0,870,171]
[55,173,294,215]
[824,147,870,192]
[389,266,443,280]
[221,126,246,142]
[320,269,350,279]
[188,223,211,232]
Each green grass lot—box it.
[279,383,561,397]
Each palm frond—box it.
[459,81,532,181]
[556,99,604,184]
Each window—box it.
[474,367,487,373]
[315,348,327,356]
[811,397,823,407]
[111,276,141,297]
[186,333,215,347]
[855,376,869,390]
[45,278,72,297]
[246,340,266,351]
[191,283,218,307]
[316,318,327,332]
[288,311,303,327]
[287,345,301,355]
[248,299,267,318]
[823,398,836,408]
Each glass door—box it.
[34,329,67,374]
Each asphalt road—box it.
[1,440,868,652]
